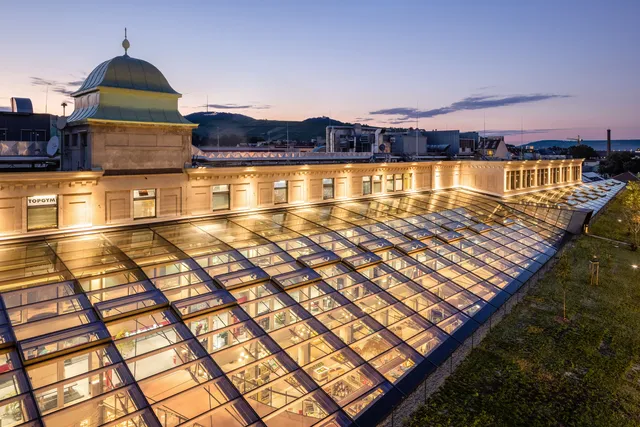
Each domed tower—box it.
[64,31,197,172]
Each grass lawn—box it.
[407,199,640,426]
[589,190,634,244]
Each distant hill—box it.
[186,112,348,146]
[526,139,640,151]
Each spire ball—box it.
[122,28,130,56]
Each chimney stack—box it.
[607,129,611,155]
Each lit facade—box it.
[0,37,626,427]
[0,159,585,237]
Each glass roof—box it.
[0,187,608,427]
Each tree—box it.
[568,144,598,159]
[622,181,640,250]
[599,152,635,175]
[622,158,640,174]
[555,253,572,321]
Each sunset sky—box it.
[1,0,639,144]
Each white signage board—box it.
[27,195,58,207]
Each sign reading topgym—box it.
[27,195,58,207]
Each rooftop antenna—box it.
[44,84,49,113]
[122,28,130,56]
[286,122,290,151]
[483,111,486,139]
[521,117,524,159]
[206,95,209,113]
[415,101,419,157]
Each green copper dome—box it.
[72,55,179,96]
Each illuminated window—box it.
[212,185,230,211]
[362,176,372,195]
[395,174,403,191]
[274,180,288,204]
[133,189,156,219]
[27,195,58,231]
[323,178,334,200]
[403,173,412,190]
[386,175,394,192]
[373,175,382,193]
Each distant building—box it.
[582,172,605,182]
[582,160,601,173]
[477,136,509,159]
[0,100,60,170]
[0,106,56,143]
[459,131,479,156]
[325,124,384,153]
[386,132,428,156]
[612,171,639,183]
[327,125,475,158]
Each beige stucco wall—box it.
[0,159,584,239]
[88,123,193,171]
[502,159,582,196]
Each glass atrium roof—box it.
[0,186,619,427]
[506,178,625,212]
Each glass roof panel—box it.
[0,187,592,426]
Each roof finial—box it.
[122,27,130,56]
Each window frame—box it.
[133,189,157,220]
[362,176,372,196]
[212,184,231,211]
[403,173,412,191]
[394,174,403,191]
[274,180,288,205]
[26,195,59,232]
[386,175,395,193]
[322,178,335,200]
[373,175,382,194]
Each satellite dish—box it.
[379,144,386,152]
[56,117,67,130]
[46,136,59,157]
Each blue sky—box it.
[1,0,639,143]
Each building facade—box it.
[0,35,612,427]
[0,159,583,238]
[477,136,509,159]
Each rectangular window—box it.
[274,180,288,204]
[362,176,372,196]
[323,178,334,200]
[27,195,58,231]
[572,166,580,180]
[386,175,394,192]
[543,169,549,185]
[133,189,156,219]
[515,171,521,189]
[403,173,412,191]
[212,185,230,211]
[373,175,382,194]
[395,174,403,191]
[522,170,530,188]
